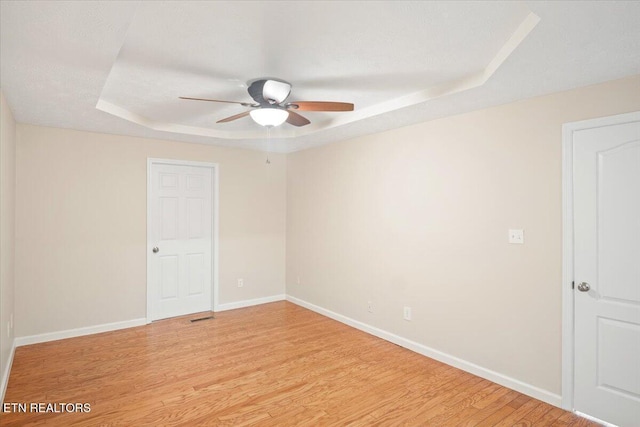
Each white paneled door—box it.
[148,161,214,321]
[573,114,640,426]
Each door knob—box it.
[577,282,590,292]
[152,247,159,253]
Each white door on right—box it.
[573,114,640,427]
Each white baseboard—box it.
[12,294,287,347]
[215,294,285,312]
[286,295,562,408]
[1,338,16,404]
[14,318,147,347]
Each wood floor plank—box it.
[454,389,521,426]
[518,402,554,426]
[1,302,600,426]
[419,380,499,425]
[490,399,543,427]
[535,407,570,426]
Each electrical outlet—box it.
[403,306,412,321]
[296,276,301,285]
[237,278,244,288]
[508,229,524,244]
[10,313,13,329]
[367,301,373,313]
[6,321,10,337]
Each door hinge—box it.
[572,281,575,289]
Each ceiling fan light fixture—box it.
[250,108,289,127]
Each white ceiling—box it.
[1,1,639,153]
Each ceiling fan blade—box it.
[287,101,354,112]
[180,96,256,107]
[286,111,311,127]
[217,111,251,123]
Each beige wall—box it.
[7,74,640,398]
[1,90,17,390]
[286,75,640,396]
[15,126,286,337]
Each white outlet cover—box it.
[508,229,524,244]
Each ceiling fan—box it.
[179,78,354,127]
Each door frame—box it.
[561,111,640,411]
[146,158,219,323]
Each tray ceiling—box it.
[1,1,639,152]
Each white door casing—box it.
[147,159,218,321]
[562,112,640,427]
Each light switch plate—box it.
[509,229,524,244]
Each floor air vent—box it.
[190,315,215,323]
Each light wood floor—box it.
[2,301,596,426]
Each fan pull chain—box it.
[266,127,271,164]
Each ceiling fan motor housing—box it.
[248,78,292,105]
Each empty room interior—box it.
[1,1,639,426]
